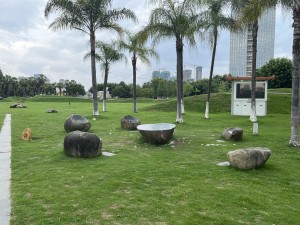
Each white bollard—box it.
[253,122,258,135]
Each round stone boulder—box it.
[64,114,91,132]
[64,131,102,158]
[47,109,58,113]
[10,103,27,108]
[223,128,243,141]
[227,147,271,170]
[121,115,140,130]
[137,123,176,145]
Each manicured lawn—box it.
[0,94,299,225]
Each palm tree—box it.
[18,78,29,97]
[145,0,204,123]
[290,1,300,146]
[276,0,300,145]
[11,77,18,97]
[36,75,47,95]
[231,0,277,122]
[44,0,136,116]
[88,40,127,112]
[202,0,237,119]
[56,82,65,96]
[118,31,159,113]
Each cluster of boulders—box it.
[218,127,271,170]
[63,114,102,158]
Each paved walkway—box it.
[0,114,11,225]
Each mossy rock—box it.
[64,114,91,132]
[64,131,102,158]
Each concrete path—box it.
[0,114,11,225]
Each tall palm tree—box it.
[36,75,47,95]
[118,31,159,113]
[202,0,237,119]
[44,0,136,116]
[11,77,18,97]
[145,0,204,123]
[231,0,277,122]
[18,78,29,97]
[276,0,300,145]
[89,40,127,112]
[56,82,65,96]
[290,1,300,146]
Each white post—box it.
[253,122,258,135]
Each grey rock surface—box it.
[227,147,271,170]
[47,109,58,113]
[64,114,91,132]
[10,103,26,108]
[64,131,102,158]
[223,128,243,141]
[121,115,140,130]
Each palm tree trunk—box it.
[289,5,300,146]
[205,28,218,119]
[250,21,258,122]
[132,54,137,113]
[103,64,109,112]
[176,37,183,123]
[90,31,99,116]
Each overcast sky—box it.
[0,0,293,90]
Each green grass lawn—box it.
[0,91,299,225]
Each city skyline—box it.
[0,1,293,90]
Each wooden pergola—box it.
[225,75,275,81]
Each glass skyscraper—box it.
[229,7,276,76]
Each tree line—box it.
[88,75,232,99]
[0,71,85,98]
[1,57,292,99]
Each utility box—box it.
[225,76,275,116]
[231,80,268,116]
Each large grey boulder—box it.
[227,147,271,170]
[47,109,58,113]
[64,114,91,132]
[10,103,27,108]
[223,128,243,141]
[64,131,102,158]
[121,115,140,130]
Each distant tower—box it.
[152,70,171,80]
[229,7,276,76]
[152,71,160,78]
[183,69,192,82]
[196,66,202,81]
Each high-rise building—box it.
[183,69,193,82]
[152,70,171,80]
[196,66,202,81]
[229,7,276,76]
